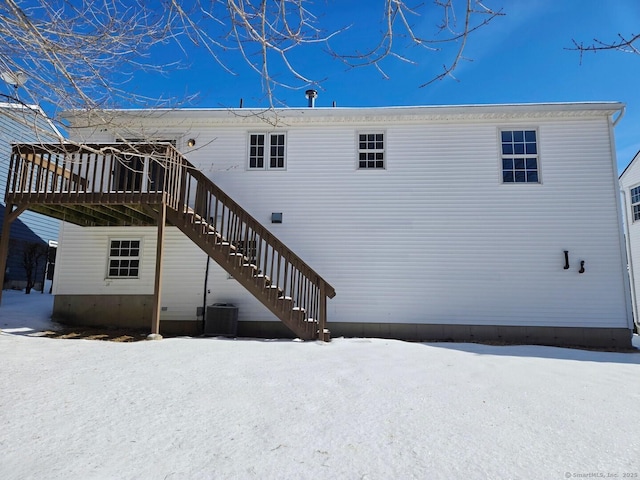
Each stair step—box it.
[254,274,271,287]
[276,296,293,310]
[229,252,246,266]
[168,191,330,342]
[220,241,238,253]
[265,284,283,298]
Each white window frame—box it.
[357,131,386,170]
[248,132,287,170]
[106,238,141,279]
[631,186,640,222]
[499,128,540,184]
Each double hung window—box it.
[248,133,286,169]
[500,130,539,183]
[358,133,385,169]
[631,186,640,222]
[107,239,140,278]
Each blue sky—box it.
[71,1,640,172]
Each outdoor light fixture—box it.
[1,70,27,88]
[187,138,196,147]
[271,213,282,224]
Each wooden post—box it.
[149,202,166,339]
[319,281,327,341]
[0,203,27,306]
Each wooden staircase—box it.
[2,142,335,340]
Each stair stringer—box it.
[165,207,318,340]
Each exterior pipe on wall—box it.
[612,105,626,127]
[610,108,635,331]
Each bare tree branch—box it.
[328,0,503,87]
[0,0,503,122]
[568,33,640,64]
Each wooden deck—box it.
[1,143,335,340]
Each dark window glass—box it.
[358,132,385,169]
[501,130,539,183]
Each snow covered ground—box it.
[1,290,639,480]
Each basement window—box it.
[631,186,640,222]
[358,132,385,169]
[500,129,539,183]
[248,133,286,169]
[107,239,141,278]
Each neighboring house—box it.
[21,101,632,347]
[618,152,640,334]
[0,102,60,291]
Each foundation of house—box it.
[52,294,633,348]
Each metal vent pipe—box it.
[305,89,318,108]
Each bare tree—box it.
[20,241,48,294]
[0,0,503,120]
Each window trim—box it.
[631,185,640,222]
[499,128,541,184]
[357,131,386,170]
[247,132,287,170]
[106,238,142,279]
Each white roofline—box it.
[0,101,63,138]
[63,101,624,116]
[62,101,625,130]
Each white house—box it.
[40,101,632,347]
[618,151,640,335]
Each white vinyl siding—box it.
[54,224,206,321]
[619,151,640,332]
[64,108,628,330]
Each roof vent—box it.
[305,89,318,108]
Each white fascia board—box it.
[62,101,625,129]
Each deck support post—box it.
[0,203,28,306]
[319,282,328,342]
[149,202,167,339]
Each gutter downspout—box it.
[609,106,635,332]
[613,105,626,128]
[620,190,638,331]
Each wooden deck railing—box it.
[7,143,335,339]
[8,143,184,206]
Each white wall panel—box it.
[62,108,629,329]
[54,224,206,320]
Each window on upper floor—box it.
[248,133,286,169]
[500,129,539,183]
[107,239,141,278]
[358,132,385,169]
[631,186,640,222]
